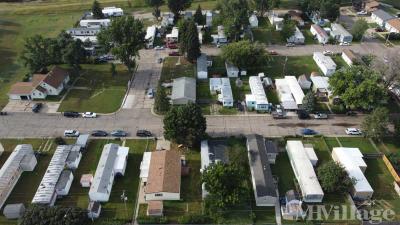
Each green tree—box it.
[92,0,104,19]
[317,161,353,194]
[351,19,368,41]
[361,107,389,140]
[21,205,88,225]
[394,119,400,138]
[302,91,315,113]
[62,39,86,71]
[110,63,117,77]
[217,0,250,41]
[167,0,192,20]
[146,0,164,19]
[202,162,249,209]
[281,19,296,41]
[202,27,213,44]
[186,20,201,62]
[163,102,206,146]
[154,83,170,113]
[21,35,56,72]
[253,0,280,16]
[319,0,340,21]
[178,19,190,55]
[221,40,267,70]
[98,16,146,73]
[329,65,387,110]
[194,4,205,25]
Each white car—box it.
[357,10,368,16]
[64,130,80,137]
[154,46,165,50]
[147,88,154,99]
[340,42,351,46]
[323,50,333,56]
[82,112,97,118]
[345,128,362,135]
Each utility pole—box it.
[121,190,128,219]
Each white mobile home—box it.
[287,26,305,44]
[275,78,298,110]
[218,78,234,107]
[145,26,156,49]
[55,170,74,196]
[313,52,337,76]
[371,9,394,27]
[310,24,329,44]
[166,27,179,43]
[310,76,331,99]
[341,49,358,66]
[249,14,258,28]
[197,53,208,79]
[330,23,353,43]
[0,145,37,208]
[285,76,305,106]
[225,61,239,77]
[332,147,373,200]
[212,25,227,45]
[102,7,124,17]
[245,76,270,111]
[79,19,110,28]
[267,12,284,31]
[206,11,213,27]
[286,141,324,203]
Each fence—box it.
[382,155,400,183]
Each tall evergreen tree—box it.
[302,91,315,113]
[154,83,170,113]
[167,0,192,20]
[178,20,190,55]
[92,0,104,19]
[185,20,201,62]
[193,5,205,25]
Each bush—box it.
[178,214,212,224]
[137,216,168,224]
[54,136,66,145]
[22,73,31,82]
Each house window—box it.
[155,193,163,197]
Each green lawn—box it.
[253,17,285,45]
[332,55,348,70]
[160,57,195,82]
[323,137,341,151]
[208,56,226,76]
[271,152,296,194]
[196,80,212,100]
[336,137,379,154]
[377,137,400,154]
[255,56,320,78]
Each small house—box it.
[225,61,239,77]
[102,7,123,17]
[197,53,208,79]
[249,14,258,28]
[298,75,312,89]
[310,76,331,100]
[385,18,400,33]
[371,9,394,27]
[145,26,157,49]
[171,77,196,105]
[80,174,93,187]
[55,170,74,196]
[3,204,25,219]
[330,23,353,43]
[87,201,101,219]
[310,24,329,44]
[287,26,305,44]
[313,52,337,76]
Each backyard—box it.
[160,57,195,83]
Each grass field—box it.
[253,17,285,45]
[271,152,296,194]
[58,64,130,113]
[160,57,195,82]
[255,56,320,78]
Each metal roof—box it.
[55,170,72,191]
[372,9,394,21]
[331,23,352,38]
[200,140,229,171]
[246,134,277,198]
[285,76,305,105]
[76,134,89,148]
[313,52,337,70]
[171,77,196,101]
[275,78,298,110]
[197,53,208,73]
[32,145,75,204]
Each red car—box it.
[168,51,181,56]
[268,50,278,55]
[167,43,178,49]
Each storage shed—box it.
[298,75,312,89]
[3,204,25,219]
[197,53,208,79]
[80,174,93,187]
[225,61,239,78]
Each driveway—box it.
[2,100,60,114]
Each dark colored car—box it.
[136,130,152,137]
[0,111,7,116]
[32,103,43,113]
[297,110,310,119]
[91,130,108,137]
[168,51,180,56]
[63,111,80,118]
[301,128,317,135]
[111,130,128,137]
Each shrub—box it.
[54,136,66,145]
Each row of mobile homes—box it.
[371,9,394,27]
[246,134,278,206]
[89,144,128,202]
[171,77,196,105]
[79,19,110,28]
[102,7,123,17]
[245,76,270,112]
[32,145,81,205]
[287,26,305,44]
[200,140,229,198]
[145,26,157,49]
[331,147,374,200]
[330,23,353,43]
[313,52,337,76]
[275,78,298,110]
[310,24,329,44]
[0,145,37,208]
[310,76,331,100]
[143,150,181,201]
[286,140,324,203]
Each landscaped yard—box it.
[336,137,379,154]
[58,64,130,113]
[160,57,195,82]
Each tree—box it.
[62,39,86,70]
[281,19,296,41]
[317,161,353,194]
[194,5,205,25]
[146,0,164,19]
[361,107,389,140]
[98,16,146,73]
[319,0,340,21]
[351,18,368,41]
[217,0,250,41]
[167,0,192,20]
[329,65,387,110]
[221,40,267,70]
[253,0,280,16]
[302,91,315,113]
[178,19,190,55]
[178,19,201,62]
[163,102,206,146]
[110,63,117,77]
[202,162,249,209]
[21,35,56,72]
[21,205,88,225]
[372,50,400,88]
[394,119,400,138]
[202,27,213,44]
[92,0,104,19]
[154,83,170,113]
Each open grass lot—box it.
[58,64,130,113]
[271,152,296,194]
[256,56,320,78]
[196,80,212,100]
[160,57,195,82]
[377,137,400,154]
[336,137,379,154]
[253,17,285,45]
[208,56,226,76]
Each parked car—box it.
[375,27,384,32]
[272,106,287,119]
[301,128,317,135]
[268,50,278,55]
[63,111,80,118]
[111,130,128,137]
[167,43,178,49]
[161,82,173,88]
[154,46,165,50]
[136,130,152,137]
[147,88,154,99]
[323,50,333,56]
[297,110,310,119]
[32,103,43,113]
[0,111,7,116]
[340,42,351,46]
[345,128,362,135]
[168,51,181,56]
[357,10,368,16]
[91,130,108,137]
[314,112,328,119]
[286,43,296,47]
[64,129,80,137]
[157,57,163,64]
[82,112,97,118]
